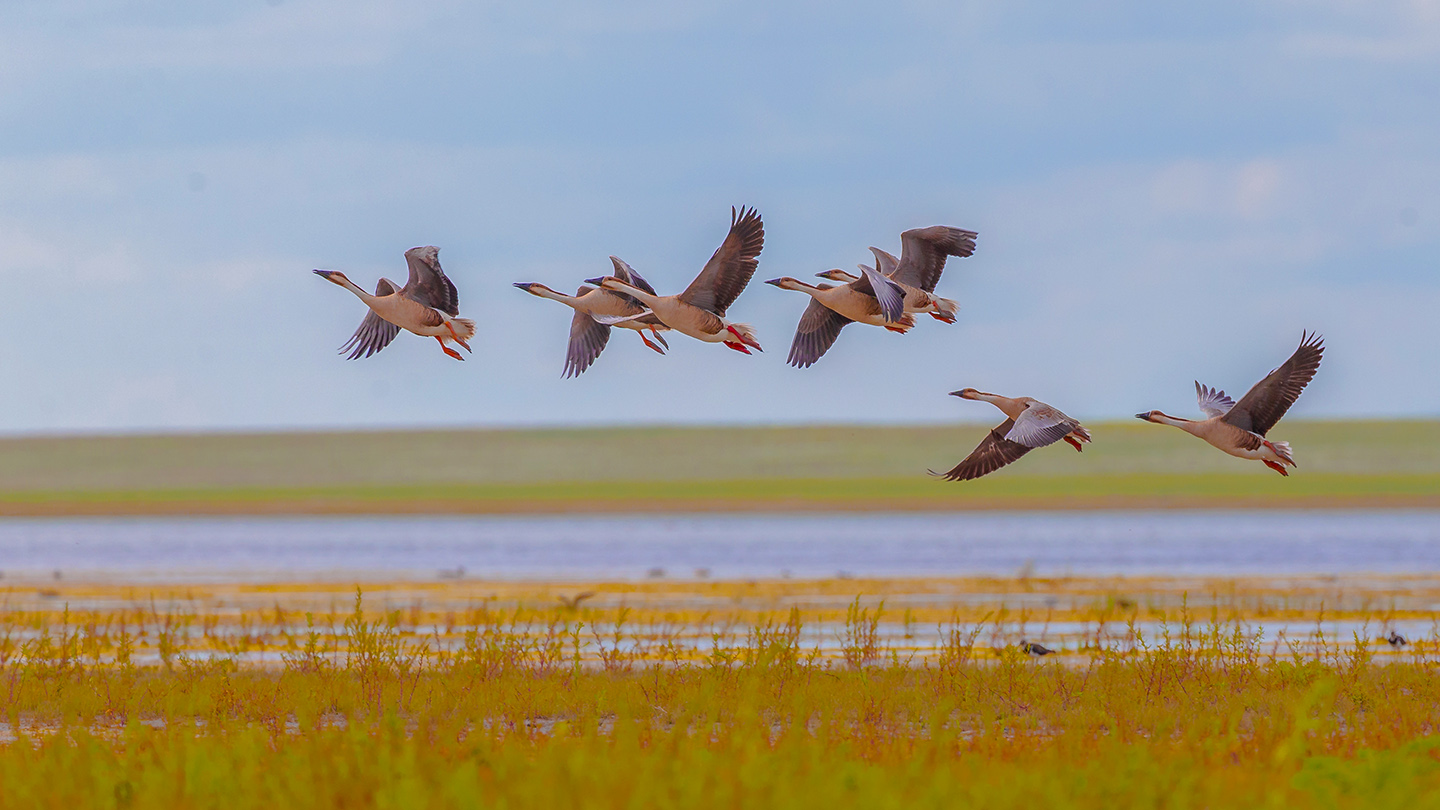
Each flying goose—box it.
[934,389,1092,481]
[816,226,976,323]
[314,246,476,361]
[766,264,914,368]
[588,207,765,354]
[1135,332,1324,476]
[514,257,672,377]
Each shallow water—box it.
[0,510,1437,582]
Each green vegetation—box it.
[0,420,1434,514]
[2,579,1439,808]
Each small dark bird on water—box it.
[1020,639,1056,656]
[1387,631,1408,647]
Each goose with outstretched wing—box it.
[587,207,765,354]
[1136,332,1324,475]
[933,389,1091,481]
[767,262,914,368]
[314,246,475,361]
[514,257,671,377]
[816,226,976,323]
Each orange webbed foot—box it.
[444,322,472,352]
[435,336,465,361]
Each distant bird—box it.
[514,257,671,377]
[934,389,1091,481]
[588,207,764,354]
[558,592,596,610]
[767,263,914,368]
[1020,639,1056,656]
[314,246,476,361]
[814,223,979,323]
[1388,631,1408,647]
[1136,332,1324,476]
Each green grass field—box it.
[0,420,1435,514]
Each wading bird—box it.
[587,207,765,354]
[1135,332,1324,476]
[767,264,913,368]
[1388,631,1408,648]
[314,246,476,361]
[514,257,671,377]
[933,389,1091,481]
[1020,640,1056,656]
[815,226,977,323]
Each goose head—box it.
[312,269,351,286]
[512,282,556,296]
[1134,410,1177,423]
[764,277,818,292]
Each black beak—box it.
[948,390,965,397]
[312,269,332,279]
[764,278,784,286]
[512,282,532,290]
[1134,413,1150,421]
[583,276,606,286]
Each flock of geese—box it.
[314,207,1324,481]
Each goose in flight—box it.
[514,257,671,377]
[314,246,476,361]
[587,207,765,354]
[1135,332,1324,476]
[816,226,976,323]
[933,389,1091,481]
[766,264,914,368]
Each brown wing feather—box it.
[893,226,978,292]
[932,419,1033,481]
[786,298,853,368]
[402,246,461,315]
[564,293,611,378]
[1222,332,1324,436]
[339,278,401,359]
[678,206,764,316]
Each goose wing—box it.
[1194,382,1236,419]
[678,206,764,316]
[610,256,659,297]
[893,226,978,292]
[932,419,1033,481]
[868,247,900,277]
[1005,402,1081,448]
[339,278,402,359]
[1222,332,1324,436]
[849,263,907,323]
[786,298,853,368]
[564,286,612,378]
[401,246,460,316]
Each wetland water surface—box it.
[0,510,1437,582]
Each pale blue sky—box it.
[1,1,1437,432]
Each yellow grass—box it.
[2,575,1439,807]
